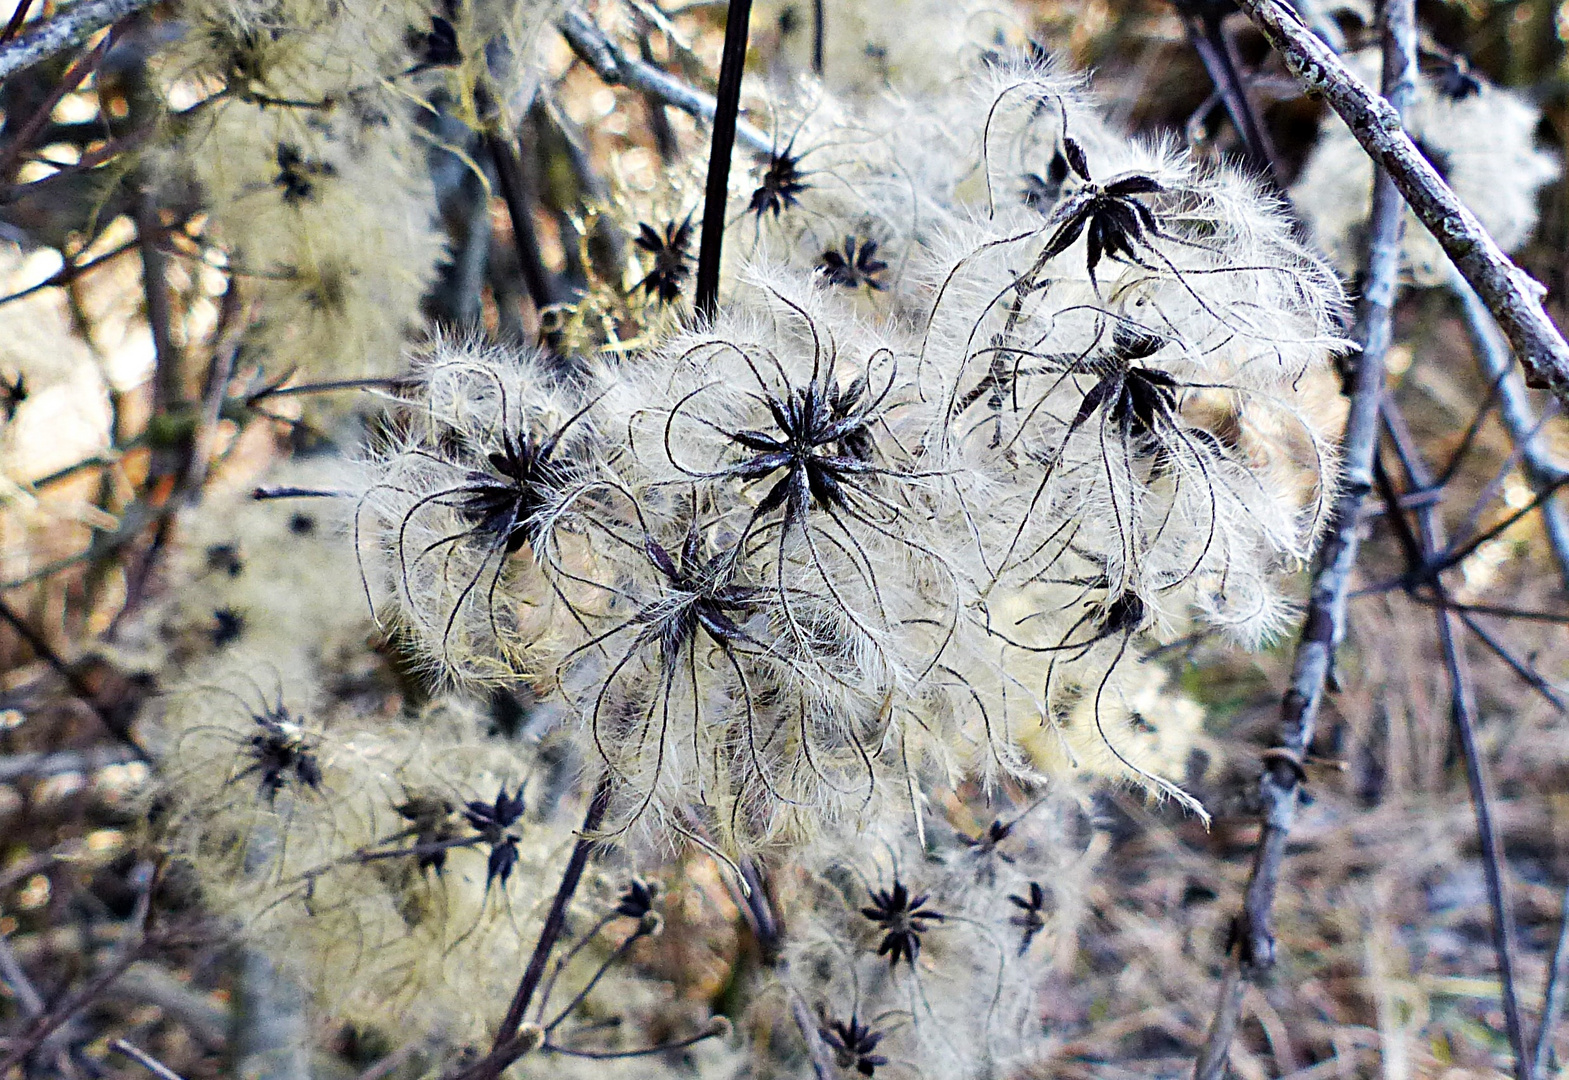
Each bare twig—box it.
[1379,404,1531,1080]
[0,28,114,181]
[693,0,754,320]
[0,0,36,47]
[1176,3,1279,175]
[0,863,155,1073]
[482,126,559,321]
[1448,270,1569,588]
[1439,579,1530,1080]
[0,933,45,1018]
[728,857,834,1080]
[543,1019,727,1059]
[354,1043,421,1080]
[135,185,183,436]
[1412,473,1569,582]
[228,948,310,1080]
[0,745,143,783]
[457,772,613,1080]
[789,990,837,1080]
[0,0,150,81]
[111,1039,186,1080]
[1194,1,1413,1075]
[810,0,823,75]
[557,7,770,154]
[1233,0,1569,404]
[1534,884,1569,1077]
[635,33,680,162]
[0,598,148,756]
[114,962,229,1051]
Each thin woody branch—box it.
[453,773,613,1080]
[693,0,753,319]
[1448,271,1569,588]
[557,6,771,155]
[0,0,151,81]
[1194,0,1413,1075]
[1380,402,1531,1080]
[1234,0,1569,405]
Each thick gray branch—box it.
[557,7,772,155]
[1235,0,1569,405]
[0,0,153,81]
[1194,0,1414,1075]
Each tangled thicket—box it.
[149,25,1350,1067]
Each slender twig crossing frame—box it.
[1193,0,1412,1073]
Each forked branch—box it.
[557,7,770,154]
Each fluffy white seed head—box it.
[355,336,601,689]
[1292,49,1560,286]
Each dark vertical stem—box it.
[733,856,834,1080]
[1380,404,1531,1080]
[134,188,180,421]
[1443,606,1530,1080]
[0,597,145,757]
[1449,273,1569,591]
[811,0,824,75]
[0,28,110,182]
[471,772,613,1078]
[536,100,626,290]
[481,116,558,323]
[1,0,34,46]
[1179,10,1278,177]
[693,0,753,321]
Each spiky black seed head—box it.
[463,785,525,890]
[633,216,695,303]
[410,15,460,67]
[821,1014,888,1076]
[397,795,457,873]
[1424,50,1483,101]
[246,709,321,803]
[1008,881,1049,954]
[1096,590,1145,636]
[1022,148,1072,211]
[463,784,525,832]
[961,817,1017,861]
[615,879,659,919]
[0,372,26,421]
[818,237,888,291]
[748,148,809,220]
[1035,140,1167,292]
[273,143,336,205]
[454,430,565,555]
[861,880,944,967]
[638,527,759,674]
[207,544,243,577]
[211,607,246,647]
